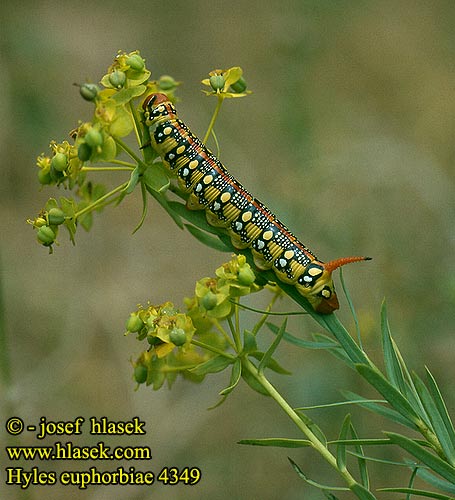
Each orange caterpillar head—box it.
[296,256,371,314]
[142,93,176,124]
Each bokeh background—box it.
[1,0,454,498]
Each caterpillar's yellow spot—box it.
[203,174,213,184]
[163,126,173,135]
[188,159,199,169]
[322,288,331,298]
[241,211,252,222]
[263,230,273,241]
[308,267,323,276]
[284,250,295,259]
[220,192,231,203]
[177,145,186,155]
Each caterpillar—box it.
[142,93,370,314]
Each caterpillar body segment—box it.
[143,93,369,314]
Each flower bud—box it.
[37,226,56,246]
[126,313,144,333]
[47,207,65,226]
[238,266,256,286]
[126,54,145,71]
[169,328,187,346]
[202,291,218,310]
[109,70,126,89]
[80,83,99,101]
[77,142,92,162]
[229,76,247,93]
[35,217,47,228]
[134,364,148,384]
[209,74,225,91]
[84,128,103,148]
[38,169,52,185]
[158,75,178,91]
[51,152,68,172]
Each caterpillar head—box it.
[142,93,176,123]
[296,256,371,314]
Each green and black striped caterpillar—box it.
[143,93,370,314]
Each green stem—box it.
[191,339,236,360]
[113,136,144,166]
[212,319,237,350]
[241,357,359,490]
[251,290,283,336]
[74,181,128,219]
[203,95,224,145]
[128,100,143,145]
[81,166,134,172]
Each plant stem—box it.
[191,339,236,360]
[81,166,134,172]
[203,95,224,145]
[74,181,129,219]
[241,356,359,489]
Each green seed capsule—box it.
[37,226,56,246]
[238,266,256,286]
[134,364,148,384]
[126,313,144,333]
[51,152,68,172]
[80,83,99,101]
[48,208,65,225]
[109,70,126,89]
[229,76,247,93]
[38,169,52,185]
[126,54,145,71]
[158,75,177,91]
[169,328,187,346]
[77,142,92,162]
[84,128,103,148]
[202,291,218,310]
[209,75,225,91]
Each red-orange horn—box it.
[324,256,371,273]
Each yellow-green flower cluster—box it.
[201,67,251,98]
[126,301,196,358]
[191,255,261,319]
[127,301,219,389]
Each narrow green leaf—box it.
[378,487,454,499]
[249,351,291,375]
[350,482,378,500]
[287,457,349,491]
[241,368,270,396]
[337,414,351,472]
[266,322,339,349]
[355,364,421,425]
[297,399,386,411]
[243,329,257,353]
[386,432,455,484]
[425,368,455,453]
[238,438,311,448]
[412,372,455,466]
[381,300,407,394]
[341,390,419,430]
[297,411,328,447]
[219,359,242,396]
[258,318,286,375]
[184,224,231,252]
[189,355,233,376]
[125,165,140,194]
[350,422,370,490]
[411,460,455,494]
[132,181,148,234]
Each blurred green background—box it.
[1,0,454,498]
